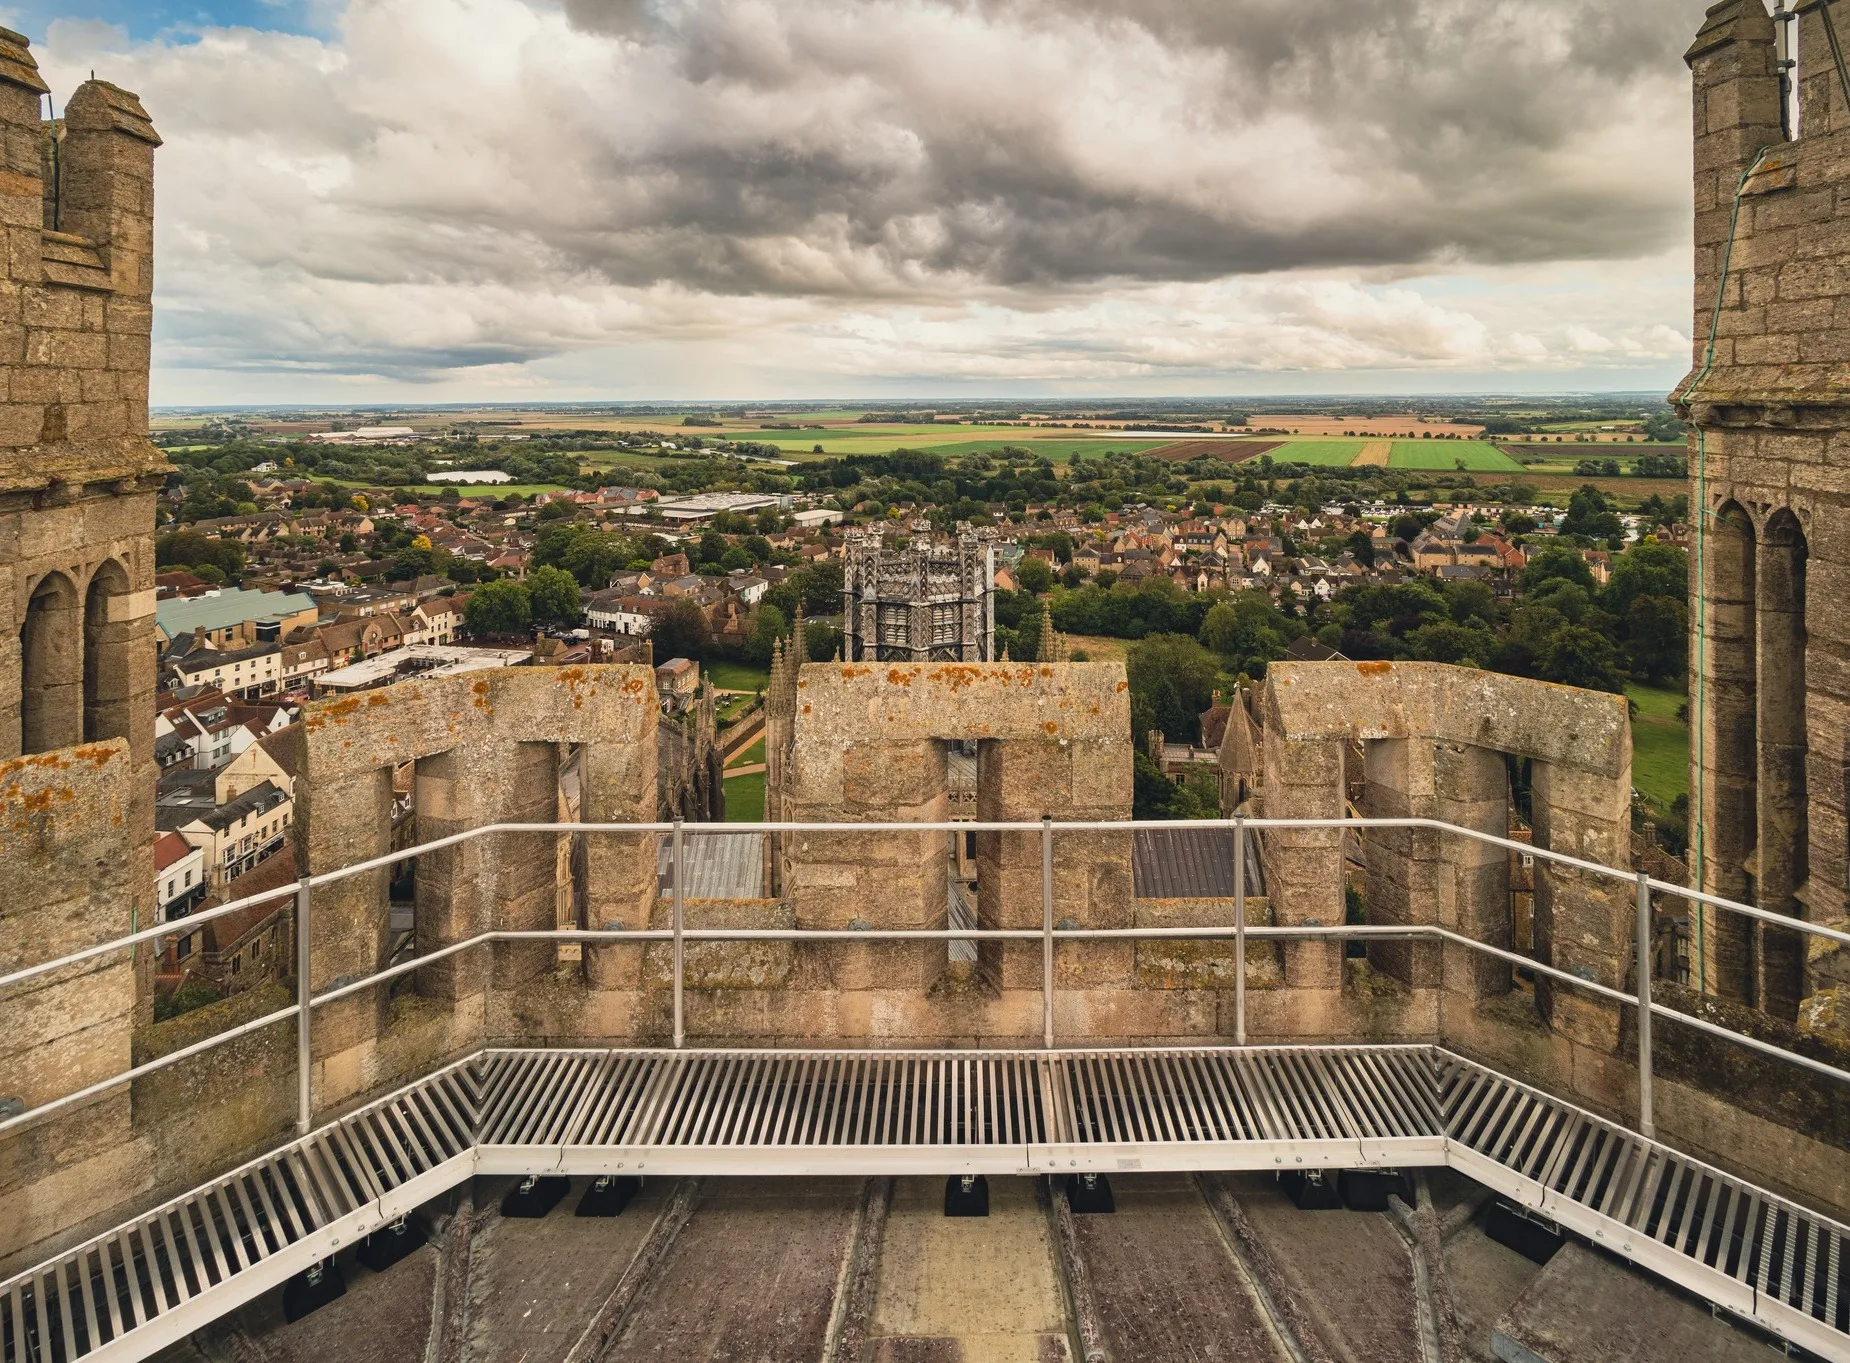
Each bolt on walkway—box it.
[1,1045,1845,1363]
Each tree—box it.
[1442,579,1497,628]
[1624,594,1687,681]
[1642,410,1686,443]
[1404,621,1496,667]
[739,604,788,667]
[1126,634,1220,743]
[803,618,842,661]
[1538,625,1624,693]
[1559,485,1623,542]
[155,530,244,580]
[1602,542,1687,619]
[389,545,435,580]
[651,598,712,660]
[1344,529,1375,567]
[1133,750,1216,820]
[1016,556,1055,594]
[465,579,531,636]
[1520,545,1595,594]
[527,565,583,628]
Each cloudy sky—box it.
[3,0,1706,403]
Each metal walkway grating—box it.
[3,1046,1846,1362]
[1439,1053,1849,1352]
[1,1061,481,1363]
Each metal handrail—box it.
[1,815,1845,1151]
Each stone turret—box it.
[1676,0,1848,1021]
[0,27,163,1274]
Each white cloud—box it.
[29,0,1701,399]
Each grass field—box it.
[716,692,757,724]
[1388,442,1525,472]
[724,768,765,822]
[1257,440,1364,466]
[727,735,766,767]
[1061,634,1128,660]
[704,660,769,693]
[1626,682,1689,812]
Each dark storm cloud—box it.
[545,0,1697,295]
[41,0,1700,385]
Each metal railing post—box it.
[1233,815,1247,1047]
[672,817,685,1050]
[294,882,312,1135]
[1042,815,1055,1049]
[1636,870,1654,1139]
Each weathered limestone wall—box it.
[777,661,1147,1040]
[1254,660,1850,1214]
[1678,0,1850,1023]
[0,742,151,1278]
[283,666,661,1112]
[1260,661,1633,1040]
[0,30,170,1276]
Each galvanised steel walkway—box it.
[2,1044,1846,1363]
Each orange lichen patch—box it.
[303,694,364,730]
[623,676,646,693]
[555,666,598,709]
[1115,681,1128,691]
[924,664,983,690]
[367,692,390,707]
[472,678,493,710]
[885,668,914,685]
[1356,660,1393,677]
[801,703,812,714]
[72,744,120,769]
[1,751,71,777]
[1043,722,1060,736]
[837,665,873,679]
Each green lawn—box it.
[1388,441,1525,471]
[728,735,766,767]
[724,769,765,822]
[1258,440,1365,466]
[1626,682,1689,812]
[704,659,769,692]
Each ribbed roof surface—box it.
[658,831,767,899]
[1131,826,1264,899]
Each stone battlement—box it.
[0,28,163,497]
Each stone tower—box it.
[0,28,163,1266]
[1676,1,1846,1021]
[1,30,163,769]
[840,521,997,662]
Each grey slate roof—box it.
[1131,826,1265,899]
[657,831,767,899]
